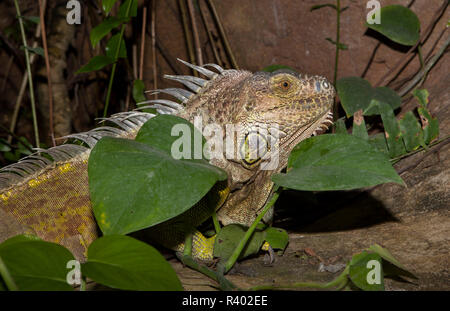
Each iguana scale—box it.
[0,59,335,261]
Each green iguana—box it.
[0,59,335,262]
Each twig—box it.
[332,0,341,124]
[139,5,147,80]
[151,0,158,97]
[199,0,222,67]
[398,35,449,97]
[132,44,138,79]
[205,0,239,69]
[13,0,40,149]
[374,0,448,87]
[38,0,55,147]
[178,0,197,76]
[397,136,450,175]
[248,266,350,291]
[103,0,133,118]
[391,135,450,165]
[187,0,203,65]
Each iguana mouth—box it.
[280,110,334,153]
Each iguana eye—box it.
[240,132,269,168]
[280,80,291,91]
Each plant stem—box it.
[0,256,18,291]
[248,265,350,291]
[332,0,341,125]
[212,211,221,234]
[80,276,86,291]
[223,187,281,273]
[13,0,40,148]
[103,0,133,118]
[176,253,237,290]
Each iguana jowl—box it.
[0,59,335,261]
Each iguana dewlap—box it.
[0,59,335,261]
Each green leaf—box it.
[349,251,384,291]
[334,118,348,135]
[369,133,389,154]
[273,134,404,191]
[21,45,44,57]
[414,89,439,144]
[82,235,182,290]
[264,227,289,251]
[132,79,147,103]
[398,111,425,151]
[22,16,40,24]
[105,33,127,59]
[135,115,210,158]
[102,0,120,14]
[261,64,296,73]
[17,137,33,155]
[337,77,401,118]
[336,77,373,117]
[90,17,127,48]
[0,235,74,291]
[76,55,114,74]
[412,89,429,108]
[0,139,11,152]
[366,100,406,157]
[88,116,227,235]
[118,0,138,18]
[366,5,420,46]
[368,244,417,279]
[213,224,265,260]
[370,87,402,113]
[352,111,369,141]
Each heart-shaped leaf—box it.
[366,5,420,46]
[214,224,265,260]
[264,227,289,251]
[82,235,182,290]
[88,116,226,235]
[0,235,75,291]
[273,134,404,191]
[337,77,401,117]
[349,251,384,291]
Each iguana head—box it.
[145,61,335,226]
[233,69,335,170]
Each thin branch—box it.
[374,0,448,87]
[398,34,449,97]
[139,5,147,80]
[103,0,133,118]
[199,0,222,66]
[13,0,40,149]
[187,0,203,65]
[178,0,197,76]
[151,0,158,97]
[205,0,239,69]
[38,0,55,147]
